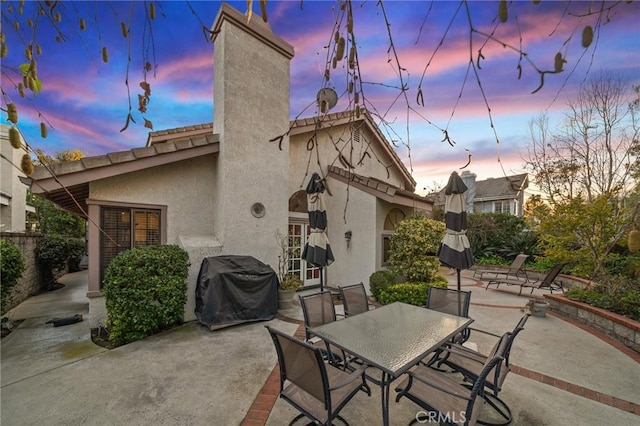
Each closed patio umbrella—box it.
[437,171,474,314]
[302,172,334,291]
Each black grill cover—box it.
[195,255,278,327]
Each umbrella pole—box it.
[457,269,462,316]
[320,267,324,292]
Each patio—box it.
[1,268,639,425]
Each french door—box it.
[288,222,321,287]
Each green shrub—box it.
[103,245,190,346]
[467,213,538,260]
[369,269,399,301]
[66,237,85,272]
[1,240,25,311]
[377,277,448,307]
[565,282,640,322]
[388,216,445,282]
[36,235,68,290]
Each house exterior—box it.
[28,4,432,327]
[433,171,529,217]
[1,124,34,232]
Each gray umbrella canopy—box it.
[438,171,474,277]
[302,173,334,289]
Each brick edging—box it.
[511,365,640,416]
[240,324,306,426]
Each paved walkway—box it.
[1,269,639,425]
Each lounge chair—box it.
[473,253,529,281]
[266,326,371,426]
[338,283,378,317]
[486,263,566,296]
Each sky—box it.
[2,0,639,194]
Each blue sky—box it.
[2,0,639,192]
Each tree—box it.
[537,193,636,278]
[525,72,640,277]
[525,73,639,204]
[27,149,86,238]
[388,216,445,282]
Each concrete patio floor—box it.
[1,268,638,425]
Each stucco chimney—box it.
[460,171,476,213]
[210,4,295,270]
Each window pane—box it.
[134,210,160,248]
[101,208,131,286]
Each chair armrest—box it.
[328,364,368,391]
[409,370,472,401]
[466,326,501,338]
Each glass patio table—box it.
[311,301,474,426]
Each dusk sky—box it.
[2,0,639,193]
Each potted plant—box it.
[278,274,303,309]
[275,230,303,309]
[521,295,550,317]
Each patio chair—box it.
[299,291,348,366]
[473,254,529,281]
[338,283,379,317]
[429,315,530,425]
[395,333,509,426]
[425,287,472,344]
[486,263,566,296]
[266,326,371,426]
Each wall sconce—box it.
[344,230,352,248]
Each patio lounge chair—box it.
[395,333,509,426]
[473,254,529,281]
[338,283,378,317]
[429,314,530,425]
[485,263,566,296]
[299,291,348,367]
[266,326,371,426]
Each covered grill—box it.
[195,255,278,329]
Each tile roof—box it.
[328,165,432,209]
[30,133,219,216]
[475,173,528,200]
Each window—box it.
[494,201,512,214]
[382,208,406,265]
[100,207,161,285]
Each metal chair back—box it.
[425,286,471,318]
[339,283,369,316]
[299,291,338,341]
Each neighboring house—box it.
[432,171,529,217]
[28,4,432,327]
[1,124,35,232]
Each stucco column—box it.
[211,5,294,271]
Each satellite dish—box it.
[317,88,338,113]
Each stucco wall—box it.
[320,178,379,292]
[0,233,44,314]
[288,121,407,195]
[90,155,216,241]
[1,124,29,232]
[88,155,217,325]
[212,9,292,273]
